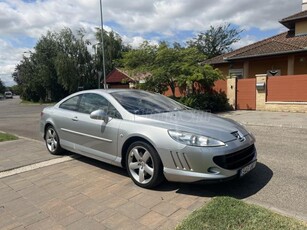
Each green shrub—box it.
[179,91,232,112]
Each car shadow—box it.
[70,154,128,177]
[70,153,272,200]
[155,162,273,199]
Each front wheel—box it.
[126,141,164,189]
[45,126,63,155]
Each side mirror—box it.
[90,109,109,123]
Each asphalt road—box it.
[0,97,307,221]
[0,96,48,140]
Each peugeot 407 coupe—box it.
[40,89,257,188]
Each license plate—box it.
[240,161,257,177]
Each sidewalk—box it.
[0,137,60,172]
[0,136,210,229]
[219,110,307,129]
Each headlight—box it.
[168,130,225,147]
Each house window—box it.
[229,69,244,78]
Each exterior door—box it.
[236,78,256,110]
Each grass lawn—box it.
[176,197,307,230]
[0,132,18,142]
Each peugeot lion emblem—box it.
[231,131,246,142]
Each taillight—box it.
[41,112,44,117]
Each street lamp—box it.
[93,43,101,89]
[99,0,107,89]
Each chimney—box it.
[303,0,307,11]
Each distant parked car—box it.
[40,89,257,188]
[4,91,13,99]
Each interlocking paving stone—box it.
[93,208,117,222]
[0,157,201,230]
[130,192,163,208]
[0,139,60,172]
[102,213,147,230]
[116,202,150,220]
[66,217,106,230]
[152,201,180,217]
[139,211,167,229]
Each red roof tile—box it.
[106,68,151,84]
[106,68,131,83]
[204,32,307,64]
[280,10,307,23]
[280,10,307,29]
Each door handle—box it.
[72,116,78,121]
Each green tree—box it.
[0,79,5,94]
[178,64,223,94]
[55,28,94,94]
[187,24,242,59]
[13,27,96,102]
[13,53,46,102]
[9,85,21,95]
[94,28,130,78]
[34,31,66,101]
[121,42,217,97]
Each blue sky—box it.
[0,0,303,86]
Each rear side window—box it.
[59,95,80,111]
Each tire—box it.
[126,141,164,189]
[45,125,63,155]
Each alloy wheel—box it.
[46,127,59,153]
[128,145,154,185]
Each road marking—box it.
[0,156,77,179]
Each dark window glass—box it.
[79,93,121,119]
[111,90,188,115]
[79,93,108,114]
[59,95,80,111]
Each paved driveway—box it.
[1,99,307,228]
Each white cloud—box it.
[231,35,258,50]
[0,0,303,77]
[0,74,15,87]
[0,39,27,73]
[122,36,159,48]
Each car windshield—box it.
[111,90,188,115]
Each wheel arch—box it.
[43,121,56,139]
[121,136,158,168]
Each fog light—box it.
[208,167,220,174]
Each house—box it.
[204,0,307,78]
[105,68,149,89]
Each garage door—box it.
[236,78,256,110]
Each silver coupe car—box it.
[40,89,257,188]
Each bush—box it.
[179,91,232,112]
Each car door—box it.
[55,94,82,150]
[71,93,122,163]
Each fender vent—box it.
[170,151,193,171]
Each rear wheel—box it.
[126,141,164,189]
[45,126,63,155]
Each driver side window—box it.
[78,93,121,119]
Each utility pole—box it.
[99,0,107,89]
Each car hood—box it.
[135,110,249,142]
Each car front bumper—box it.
[160,134,257,183]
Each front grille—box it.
[213,144,256,170]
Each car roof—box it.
[78,89,147,94]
